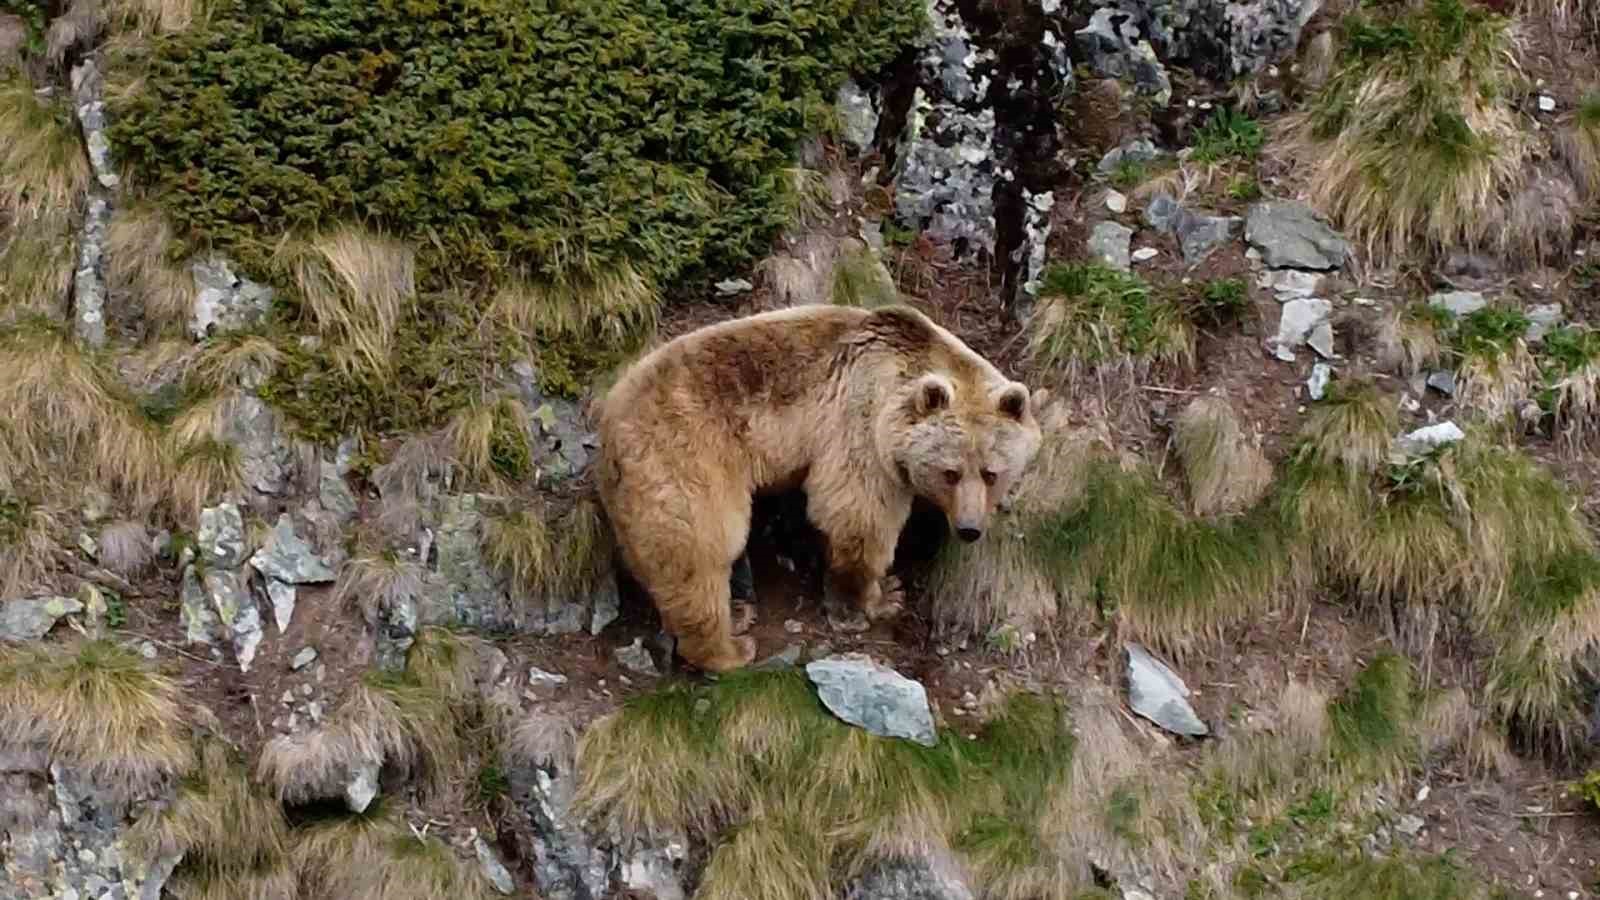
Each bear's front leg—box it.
[821,543,906,634]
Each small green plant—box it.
[475,764,511,804]
[1578,769,1600,811]
[1226,175,1263,201]
[1452,305,1531,358]
[1190,107,1265,164]
[1182,277,1250,328]
[1110,158,1150,190]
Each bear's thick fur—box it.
[595,304,1048,672]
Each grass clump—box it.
[1376,302,1451,377]
[1286,0,1529,264]
[1173,395,1273,518]
[1189,107,1265,164]
[1026,263,1194,389]
[1296,851,1515,899]
[831,239,901,309]
[1450,304,1536,422]
[0,638,194,794]
[109,0,927,293]
[1536,324,1600,449]
[576,670,1079,896]
[1031,455,1287,656]
[0,209,74,320]
[1555,91,1600,200]
[291,802,498,900]
[0,74,90,221]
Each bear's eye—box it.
[942,469,961,485]
[980,469,997,486]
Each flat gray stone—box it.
[1097,138,1161,174]
[1142,192,1182,232]
[1259,268,1321,301]
[615,638,659,676]
[290,647,318,670]
[1125,643,1208,737]
[1428,289,1486,318]
[265,580,296,634]
[0,596,84,641]
[1089,221,1134,271]
[1396,421,1465,457]
[1176,212,1242,263]
[1426,370,1457,396]
[806,653,937,747]
[1245,201,1352,270]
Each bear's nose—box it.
[956,527,982,543]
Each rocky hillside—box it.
[3,0,1600,898]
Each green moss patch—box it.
[109,0,926,291]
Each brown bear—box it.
[595,304,1048,673]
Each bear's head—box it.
[884,372,1049,543]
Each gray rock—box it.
[1396,813,1425,837]
[222,393,298,496]
[805,654,937,747]
[1099,139,1162,175]
[1075,8,1172,104]
[837,78,880,154]
[1115,0,1322,79]
[714,278,754,295]
[0,596,85,641]
[1396,421,1465,457]
[1105,189,1128,213]
[1089,221,1134,271]
[190,256,274,340]
[475,836,517,895]
[178,565,220,646]
[1258,268,1321,301]
[1125,643,1209,737]
[1176,212,1242,263]
[249,514,335,585]
[1142,192,1183,232]
[424,494,518,632]
[752,644,803,671]
[290,647,318,670]
[204,568,263,673]
[1271,298,1332,362]
[527,667,569,691]
[507,742,614,900]
[1307,320,1335,359]
[617,837,688,900]
[1428,290,1487,318]
[72,194,109,349]
[1307,362,1332,400]
[343,758,380,813]
[1426,370,1457,396]
[197,503,246,569]
[1019,188,1057,299]
[265,580,294,635]
[1131,247,1159,263]
[843,855,975,900]
[509,365,596,481]
[318,459,359,523]
[1525,303,1564,343]
[1245,201,1352,270]
[615,638,660,677]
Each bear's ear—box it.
[997,383,1030,421]
[911,373,954,417]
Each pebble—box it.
[1132,247,1159,262]
[299,683,313,698]
[1105,189,1128,213]
[290,647,318,670]
[1538,95,1556,112]
[784,619,805,634]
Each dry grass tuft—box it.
[106,203,196,330]
[1450,304,1538,423]
[484,497,612,617]
[0,638,193,794]
[280,227,416,375]
[293,803,497,900]
[1173,395,1273,517]
[1555,91,1600,201]
[0,319,170,512]
[443,394,531,487]
[169,437,243,524]
[1375,303,1449,377]
[0,210,75,321]
[1540,324,1600,450]
[128,738,289,891]
[1,496,63,599]
[489,260,658,345]
[96,519,154,576]
[333,551,426,627]
[0,76,90,221]
[1025,263,1194,392]
[1501,166,1580,265]
[1290,378,1398,481]
[1281,0,1530,265]
[192,333,284,391]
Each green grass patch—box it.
[575,669,1076,896]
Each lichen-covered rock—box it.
[221,393,300,498]
[190,257,275,341]
[0,754,180,900]
[843,854,975,900]
[1108,0,1323,80]
[1074,7,1171,105]
[1245,201,1352,271]
[509,361,598,482]
[249,514,335,586]
[837,78,880,154]
[805,654,937,746]
[1089,221,1134,271]
[0,596,85,642]
[196,504,246,570]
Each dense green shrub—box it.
[109,0,927,292]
